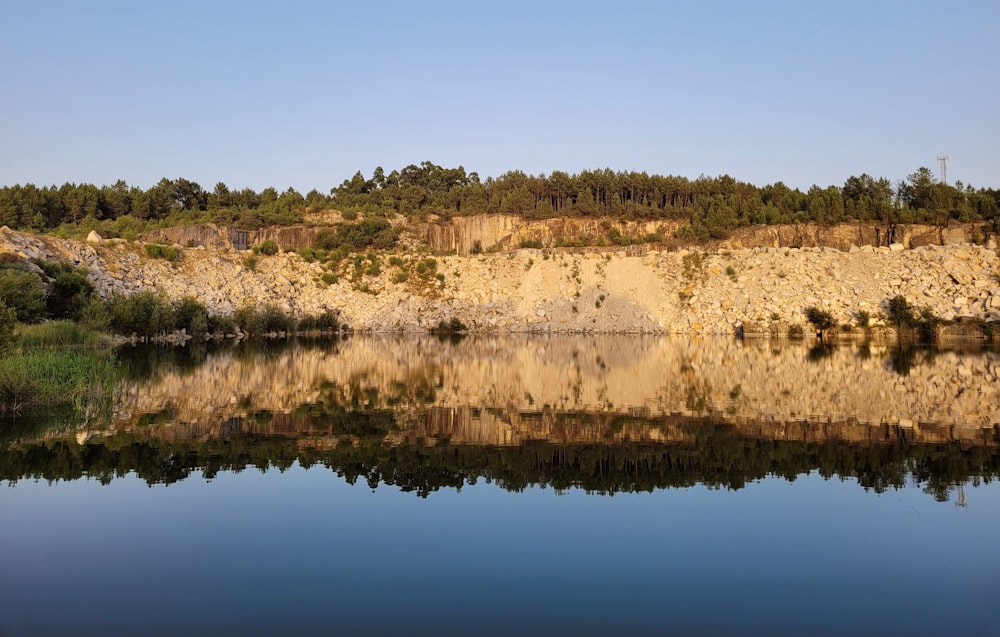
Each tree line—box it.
[1,163,997,240]
[1,426,995,502]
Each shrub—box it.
[855,309,871,328]
[915,307,941,342]
[234,304,264,336]
[804,306,837,339]
[321,272,338,285]
[392,272,408,284]
[106,291,174,338]
[0,268,46,323]
[886,295,916,329]
[257,239,279,255]
[172,297,210,335]
[243,256,257,271]
[79,297,111,332]
[0,301,15,355]
[430,317,468,335]
[788,324,804,339]
[313,218,398,252]
[297,311,339,333]
[144,243,181,262]
[298,248,316,262]
[209,313,237,335]
[261,304,294,333]
[34,260,95,320]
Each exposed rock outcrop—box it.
[1,224,998,335]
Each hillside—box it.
[1,216,998,336]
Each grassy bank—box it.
[0,321,116,414]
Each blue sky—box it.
[1,0,997,192]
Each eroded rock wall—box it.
[2,226,998,335]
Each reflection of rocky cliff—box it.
[102,336,1000,445]
[9,337,999,497]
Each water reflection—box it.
[2,336,997,501]
[107,335,998,431]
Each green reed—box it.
[0,348,116,413]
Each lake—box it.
[1,336,998,637]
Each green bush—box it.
[106,291,174,338]
[234,304,264,336]
[257,239,279,255]
[172,297,210,335]
[313,218,399,252]
[261,304,294,333]
[298,248,316,262]
[243,255,258,271]
[915,307,941,342]
[297,311,339,333]
[321,272,337,285]
[0,301,15,355]
[804,306,837,337]
[430,317,468,335]
[144,243,181,262]
[34,259,95,320]
[208,313,237,335]
[855,309,871,328]
[0,267,47,323]
[886,295,916,329]
[79,297,111,332]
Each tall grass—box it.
[0,349,116,412]
[15,320,114,350]
[1,322,116,414]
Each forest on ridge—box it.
[1,162,997,242]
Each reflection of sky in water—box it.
[2,467,997,637]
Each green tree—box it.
[0,300,15,354]
[0,268,46,323]
[804,306,837,341]
[886,295,915,330]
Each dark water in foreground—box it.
[1,336,998,636]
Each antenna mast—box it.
[936,154,949,185]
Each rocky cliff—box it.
[1,221,998,335]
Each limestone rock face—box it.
[1,225,998,336]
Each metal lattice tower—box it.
[936,154,949,185]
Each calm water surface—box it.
[1,336,998,636]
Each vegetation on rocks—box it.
[2,163,996,244]
[804,307,837,341]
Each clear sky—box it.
[1,0,997,193]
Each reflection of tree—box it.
[806,343,835,362]
[886,344,943,377]
[3,421,997,502]
[887,345,918,376]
